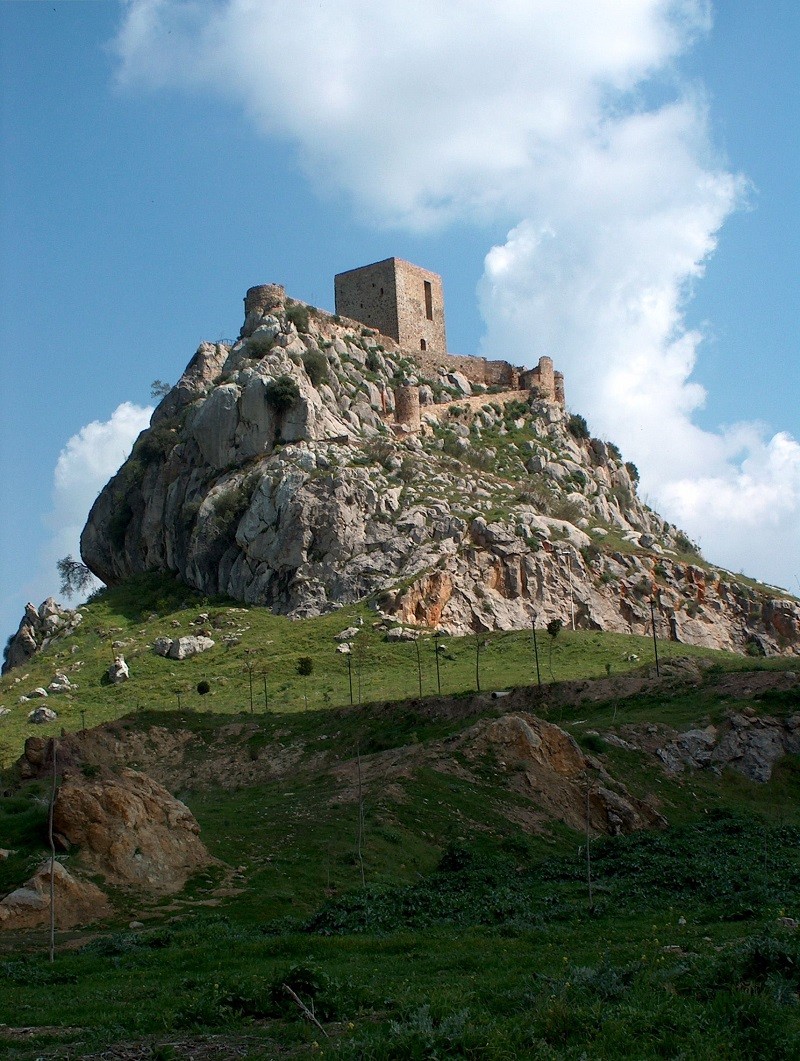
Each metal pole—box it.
[415,638,422,697]
[433,635,442,694]
[650,597,660,676]
[347,653,353,705]
[531,614,541,687]
[475,633,481,693]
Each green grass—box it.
[1,574,776,769]
[4,574,800,1057]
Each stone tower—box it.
[334,258,447,356]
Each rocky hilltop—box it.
[81,285,799,655]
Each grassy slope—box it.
[2,577,800,1058]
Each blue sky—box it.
[1,0,799,643]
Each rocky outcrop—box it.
[655,712,800,783]
[2,598,82,674]
[0,860,110,931]
[53,768,211,893]
[470,714,665,835]
[79,288,800,655]
[153,635,215,660]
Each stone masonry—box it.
[335,258,447,356]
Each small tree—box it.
[56,555,95,599]
[297,656,314,710]
[150,379,172,400]
[546,618,563,681]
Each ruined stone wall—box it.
[395,385,421,432]
[241,284,286,338]
[393,259,447,356]
[334,259,399,343]
[411,349,519,388]
[335,258,446,356]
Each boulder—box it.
[0,860,110,930]
[108,656,129,684]
[167,635,215,660]
[28,706,58,724]
[53,768,211,894]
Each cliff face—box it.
[80,287,800,655]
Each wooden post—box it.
[48,738,58,962]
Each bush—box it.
[568,413,590,440]
[134,424,178,465]
[301,348,328,386]
[605,440,622,461]
[246,333,275,358]
[674,530,700,556]
[264,375,300,412]
[285,302,310,334]
[212,484,252,535]
[625,460,640,483]
[365,349,383,374]
[197,680,210,695]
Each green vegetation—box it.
[285,301,311,334]
[245,332,276,358]
[3,574,800,1057]
[567,413,590,440]
[302,348,329,386]
[264,375,300,412]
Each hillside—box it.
[76,283,800,656]
[2,581,800,1057]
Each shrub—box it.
[246,333,275,358]
[297,656,314,677]
[197,680,210,695]
[134,424,178,465]
[551,498,583,524]
[285,302,310,334]
[503,398,529,421]
[212,481,254,537]
[625,460,640,483]
[674,530,700,556]
[568,413,590,440]
[264,375,300,412]
[301,348,328,386]
[606,440,622,461]
[366,348,383,374]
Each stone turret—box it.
[395,384,421,432]
[520,356,564,406]
[241,284,286,338]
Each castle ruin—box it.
[335,257,564,409]
[335,258,447,357]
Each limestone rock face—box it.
[78,290,800,655]
[2,598,82,674]
[0,860,110,930]
[53,768,211,893]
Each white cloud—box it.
[22,403,153,607]
[111,0,800,592]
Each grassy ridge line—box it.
[0,573,778,768]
